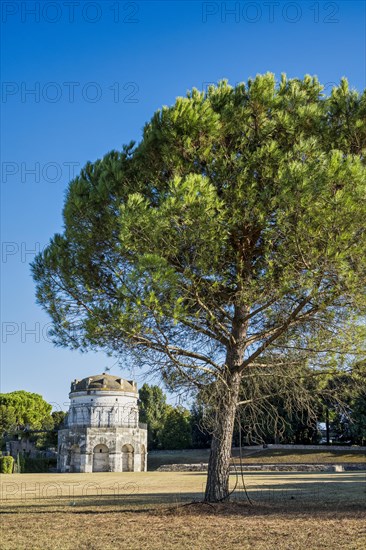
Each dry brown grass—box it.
[1,471,365,549]
[2,506,366,550]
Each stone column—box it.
[80,452,92,473]
[109,452,121,472]
[133,453,141,472]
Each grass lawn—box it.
[231,448,366,464]
[1,471,365,549]
[148,448,366,469]
[148,449,212,469]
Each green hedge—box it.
[18,456,56,473]
[0,456,14,474]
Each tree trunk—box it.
[325,407,330,445]
[204,304,248,502]
[204,371,241,502]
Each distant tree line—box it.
[1,372,365,455]
[139,369,366,450]
[138,384,194,450]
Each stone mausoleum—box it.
[58,374,147,473]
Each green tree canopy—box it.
[51,411,66,428]
[349,392,366,445]
[190,403,212,449]
[160,406,192,450]
[0,391,53,434]
[318,359,366,445]
[138,383,169,449]
[40,411,67,448]
[32,74,366,501]
[139,383,194,449]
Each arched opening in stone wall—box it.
[140,444,146,472]
[70,444,81,472]
[122,444,134,471]
[92,444,109,472]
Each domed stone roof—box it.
[70,374,137,394]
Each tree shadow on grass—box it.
[2,486,365,516]
[2,471,365,516]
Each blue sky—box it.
[1,0,365,410]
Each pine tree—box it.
[32,75,366,501]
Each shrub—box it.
[22,456,56,473]
[0,455,14,474]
